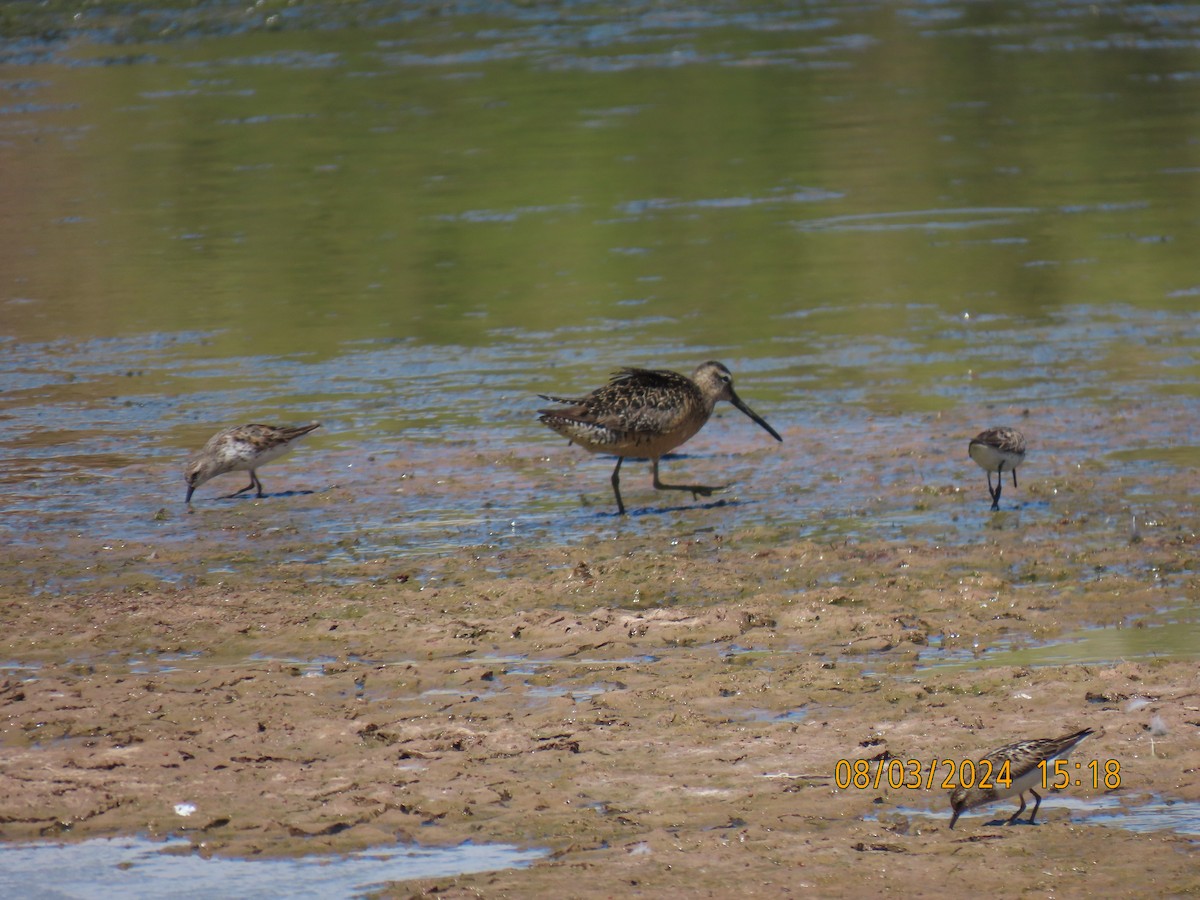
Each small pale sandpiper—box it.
[185,422,321,505]
[949,727,1095,829]
[968,426,1026,511]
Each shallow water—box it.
[1066,794,1200,838]
[0,835,547,899]
[3,4,1199,564]
[915,604,1200,672]
[892,794,1200,836]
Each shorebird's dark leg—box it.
[985,471,999,510]
[229,477,256,497]
[1011,469,1019,488]
[991,465,1003,510]
[610,457,626,515]
[228,471,264,499]
[1027,788,1043,825]
[650,458,726,501]
[1005,792,1028,825]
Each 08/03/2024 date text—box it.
[834,757,1122,792]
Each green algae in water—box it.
[919,616,1200,672]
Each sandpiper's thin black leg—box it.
[230,475,257,498]
[1005,792,1028,825]
[1012,469,1019,488]
[1027,788,1043,824]
[252,472,264,498]
[986,471,999,510]
[650,457,725,501]
[611,456,626,515]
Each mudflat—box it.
[1,453,1197,897]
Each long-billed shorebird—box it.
[948,727,1095,829]
[968,426,1026,510]
[538,361,782,515]
[185,422,321,505]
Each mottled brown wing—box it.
[585,369,699,435]
[240,424,306,451]
[606,367,688,390]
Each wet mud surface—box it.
[2,451,1198,897]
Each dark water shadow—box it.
[207,488,320,502]
[623,497,736,518]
